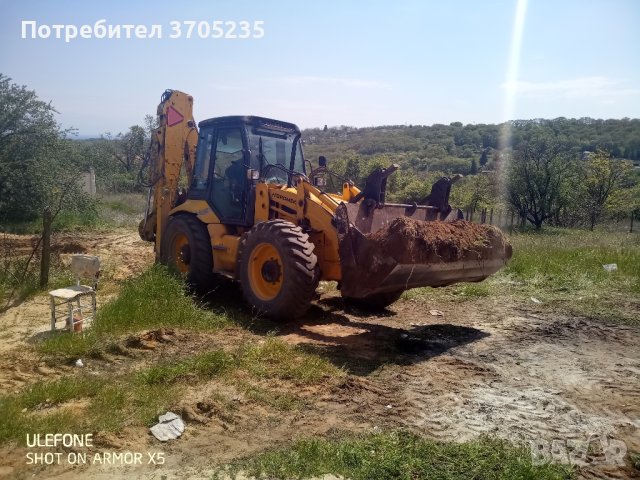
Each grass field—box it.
[409,227,640,324]
[222,431,573,480]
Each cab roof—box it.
[198,116,300,134]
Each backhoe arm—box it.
[139,90,198,257]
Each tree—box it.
[479,149,488,167]
[0,74,89,223]
[114,125,146,172]
[470,158,478,174]
[581,149,633,230]
[450,173,497,213]
[507,134,577,230]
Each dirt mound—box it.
[368,217,512,264]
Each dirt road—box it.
[0,231,638,479]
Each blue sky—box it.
[0,0,638,136]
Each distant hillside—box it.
[302,118,640,173]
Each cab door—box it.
[210,126,248,223]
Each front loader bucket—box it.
[335,202,512,299]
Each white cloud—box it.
[502,76,639,100]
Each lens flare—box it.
[499,0,528,199]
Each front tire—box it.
[160,214,216,295]
[238,220,319,320]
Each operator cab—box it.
[190,116,305,225]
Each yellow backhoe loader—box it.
[139,90,512,319]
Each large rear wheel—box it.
[160,214,217,295]
[238,220,319,320]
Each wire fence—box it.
[465,207,637,233]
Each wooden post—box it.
[489,208,494,225]
[40,207,52,288]
[470,207,474,223]
[510,211,515,233]
[631,212,635,233]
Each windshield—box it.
[247,130,305,184]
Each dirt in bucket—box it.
[367,217,512,264]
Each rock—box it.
[150,412,185,441]
[602,263,618,272]
[75,359,84,368]
[429,309,444,317]
[530,297,542,304]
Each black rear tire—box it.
[238,220,319,320]
[160,214,217,295]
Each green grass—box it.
[97,193,147,228]
[222,430,574,480]
[96,264,229,334]
[0,377,103,443]
[239,383,304,411]
[2,338,339,444]
[239,336,344,385]
[409,228,640,324]
[38,264,231,358]
[136,350,235,385]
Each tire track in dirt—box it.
[385,308,639,477]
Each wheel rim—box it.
[248,242,283,301]
[172,233,190,274]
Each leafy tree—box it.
[470,158,478,174]
[506,134,577,229]
[114,125,146,172]
[581,149,633,230]
[0,74,91,224]
[450,173,497,213]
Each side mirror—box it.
[318,156,327,168]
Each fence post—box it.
[489,208,494,225]
[510,211,515,233]
[631,212,635,233]
[40,207,52,288]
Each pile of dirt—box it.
[367,217,512,264]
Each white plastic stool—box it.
[49,255,100,332]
